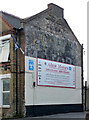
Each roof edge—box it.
[48,3,63,10]
[22,3,64,23]
[0,11,13,30]
[1,11,22,20]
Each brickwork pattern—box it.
[10,32,25,117]
[0,31,25,118]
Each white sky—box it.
[0,0,88,82]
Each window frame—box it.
[2,78,10,107]
[0,74,11,108]
[0,34,11,63]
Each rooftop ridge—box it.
[1,11,22,20]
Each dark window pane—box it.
[3,93,10,105]
[3,79,10,91]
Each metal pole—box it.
[18,30,22,115]
[85,81,87,111]
[16,29,18,115]
[81,44,84,111]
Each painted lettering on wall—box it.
[37,58,76,88]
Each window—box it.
[2,79,10,106]
[0,74,11,107]
[0,34,10,63]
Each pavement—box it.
[1,112,89,120]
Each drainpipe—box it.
[15,28,18,115]
[85,81,87,111]
[81,44,84,111]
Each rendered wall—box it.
[25,56,82,106]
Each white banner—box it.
[37,58,76,88]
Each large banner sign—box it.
[37,58,76,88]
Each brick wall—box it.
[10,31,25,117]
[0,31,25,118]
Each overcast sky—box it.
[0,0,88,81]
[0,0,87,44]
